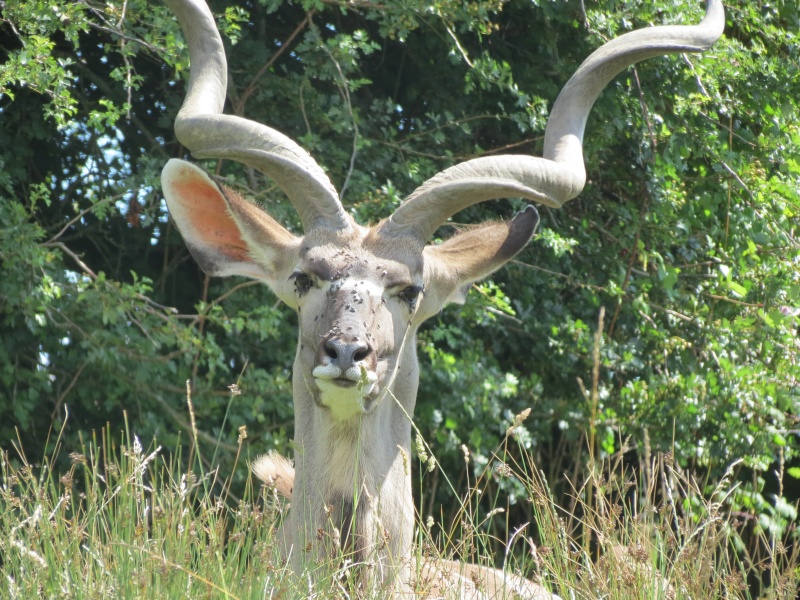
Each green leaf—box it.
[727,281,748,298]
[659,265,680,291]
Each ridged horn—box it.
[381,0,725,242]
[164,0,353,232]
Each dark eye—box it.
[291,272,314,296]
[397,285,423,308]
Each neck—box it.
[289,343,419,585]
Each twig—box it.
[47,196,115,243]
[682,53,711,98]
[443,22,473,68]
[509,259,606,292]
[695,109,756,147]
[43,241,179,315]
[719,159,754,199]
[51,360,89,420]
[701,293,763,308]
[480,137,543,156]
[84,21,162,53]
[647,302,694,322]
[43,241,97,279]
[608,71,653,337]
[67,57,168,157]
[725,114,732,247]
[207,280,263,310]
[233,10,315,114]
[632,65,657,153]
[299,78,311,135]
[191,274,211,385]
[115,0,133,118]
[317,28,359,199]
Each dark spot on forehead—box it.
[300,235,423,284]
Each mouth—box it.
[310,364,380,420]
[329,378,358,388]
[314,374,376,394]
[312,363,379,387]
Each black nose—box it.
[323,335,372,368]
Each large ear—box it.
[423,205,539,305]
[161,159,300,282]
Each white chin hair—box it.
[316,379,375,421]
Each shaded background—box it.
[1,0,798,558]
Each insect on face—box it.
[288,237,426,421]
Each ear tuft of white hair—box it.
[252,451,294,499]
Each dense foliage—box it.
[1,0,798,553]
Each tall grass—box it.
[1,408,797,598]
[1,416,291,599]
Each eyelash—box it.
[397,285,423,308]
[291,272,314,296]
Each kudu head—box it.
[160,0,723,584]
[163,155,541,420]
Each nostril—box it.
[353,345,371,362]
[324,340,338,360]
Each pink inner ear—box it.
[171,178,251,264]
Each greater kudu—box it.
[160,0,724,596]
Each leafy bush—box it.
[0,0,798,580]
